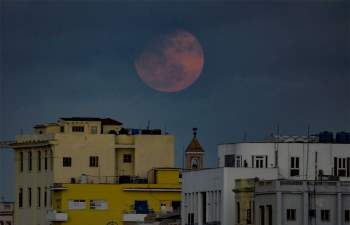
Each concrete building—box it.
[10,117,175,225]
[234,179,350,225]
[0,202,14,225]
[49,168,181,225]
[182,134,350,225]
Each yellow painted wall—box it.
[134,135,174,177]
[155,169,180,184]
[52,183,181,225]
[115,148,135,176]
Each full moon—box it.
[135,30,204,92]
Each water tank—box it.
[319,131,333,143]
[336,132,350,143]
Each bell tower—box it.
[185,128,204,170]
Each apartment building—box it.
[182,133,350,225]
[11,117,175,225]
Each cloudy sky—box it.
[0,0,349,200]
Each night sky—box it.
[0,1,349,201]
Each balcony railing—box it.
[47,210,68,222]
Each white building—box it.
[182,137,350,225]
[234,179,350,225]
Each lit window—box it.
[287,209,296,221]
[89,156,99,167]
[63,157,72,167]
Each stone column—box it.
[276,191,282,225]
[303,191,309,225]
[338,192,342,225]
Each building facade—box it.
[11,117,175,225]
[234,179,350,225]
[182,135,350,225]
[0,202,14,225]
[49,168,181,225]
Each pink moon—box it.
[135,30,204,92]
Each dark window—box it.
[345,210,350,222]
[60,126,64,132]
[260,206,265,225]
[28,152,32,171]
[44,187,47,207]
[63,157,72,167]
[236,201,240,224]
[187,213,194,225]
[20,152,23,172]
[28,187,32,207]
[44,150,48,170]
[18,188,23,208]
[89,156,99,167]
[267,205,272,225]
[37,187,41,207]
[37,151,41,171]
[309,209,316,217]
[123,154,132,163]
[287,209,296,221]
[246,209,252,224]
[224,154,235,167]
[290,157,300,176]
[321,209,330,221]
[72,126,84,132]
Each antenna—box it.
[146,120,151,130]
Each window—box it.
[188,213,194,225]
[72,126,84,132]
[60,126,64,132]
[37,187,41,207]
[123,154,132,163]
[236,201,240,224]
[345,210,350,222]
[321,209,330,221]
[253,156,267,168]
[267,205,272,225]
[20,152,23,172]
[44,150,48,170]
[224,154,235,167]
[89,200,108,210]
[28,187,32,207]
[28,151,32,171]
[68,200,86,209]
[19,188,23,208]
[290,157,300,176]
[260,206,265,225]
[91,126,98,134]
[246,209,252,224]
[63,157,72,167]
[338,158,347,176]
[44,187,47,207]
[89,156,99,167]
[287,209,296,221]
[236,155,242,167]
[309,209,316,217]
[37,151,41,171]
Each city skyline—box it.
[1,0,349,201]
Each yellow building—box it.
[49,168,181,225]
[11,117,176,225]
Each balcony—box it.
[47,210,68,222]
[123,213,148,222]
